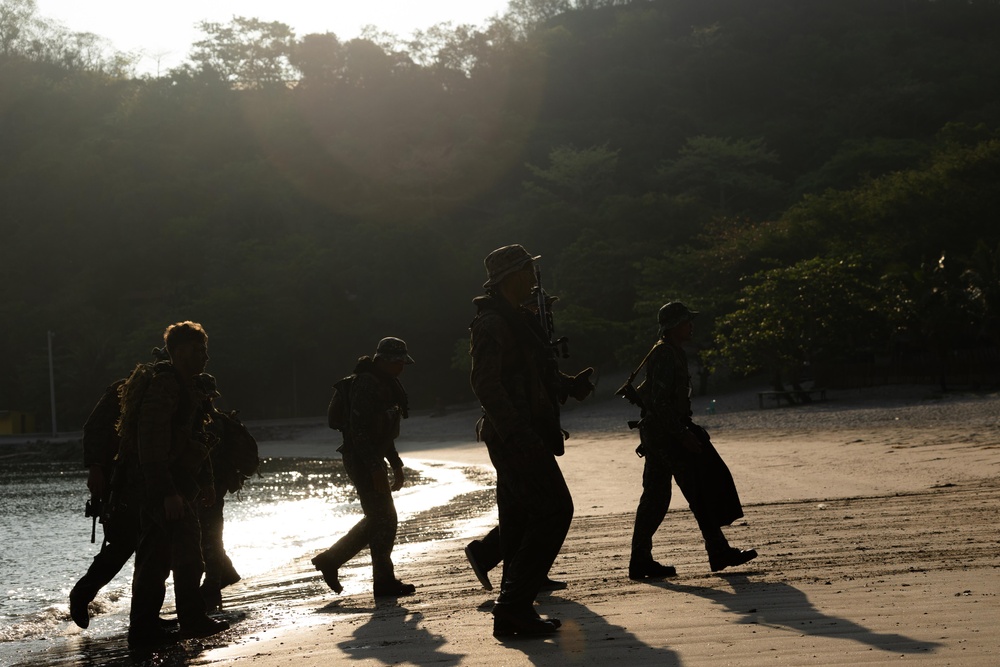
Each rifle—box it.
[615,341,663,426]
[84,496,103,544]
[533,265,569,358]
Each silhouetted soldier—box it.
[311,337,416,599]
[627,302,757,579]
[469,244,593,638]
[123,322,228,649]
[69,347,169,630]
[465,290,577,593]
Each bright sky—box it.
[35,0,512,75]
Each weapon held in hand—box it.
[533,265,569,358]
[615,341,663,410]
[84,496,103,544]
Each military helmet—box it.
[483,244,540,289]
[374,337,415,364]
[657,302,698,334]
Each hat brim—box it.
[658,310,699,333]
[377,353,415,364]
[483,254,541,289]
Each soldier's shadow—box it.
[330,602,463,666]
[660,574,942,655]
[489,596,681,666]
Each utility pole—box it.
[48,330,57,436]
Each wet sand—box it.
[188,385,1000,666]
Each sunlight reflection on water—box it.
[0,454,495,666]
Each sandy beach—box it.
[189,384,1000,666]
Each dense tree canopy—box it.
[3,0,1000,427]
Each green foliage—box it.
[190,16,296,88]
[660,136,784,217]
[711,256,891,374]
[4,0,1000,426]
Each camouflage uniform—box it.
[128,363,215,640]
[631,304,749,572]
[312,352,409,589]
[470,294,574,613]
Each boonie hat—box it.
[483,244,540,289]
[374,337,415,364]
[657,302,698,334]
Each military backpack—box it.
[327,375,355,431]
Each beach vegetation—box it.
[3,0,1000,424]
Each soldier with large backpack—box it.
[122,321,229,649]
[310,337,416,599]
[68,347,169,630]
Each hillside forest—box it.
[3,0,1000,428]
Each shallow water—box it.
[0,456,497,667]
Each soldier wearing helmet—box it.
[628,302,757,579]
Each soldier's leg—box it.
[464,525,502,591]
[129,506,172,646]
[172,506,228,638]
[495,453,573,610]
[630,454,672,562]
[670,448,756,570]
[70,508,140,628]
[356,477,399,588]
[668,446,714,544]
[200,495,225,586]
[315,517,370,568]
[478,525,503,572]
[313,453,376,571]
[495,480,526,594]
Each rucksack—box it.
[212,409,260,494]
[116,361,171,442]
[327,375,355,431]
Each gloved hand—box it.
[570,367,595,401]
[390,463,406,491]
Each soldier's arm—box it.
[556,368,594,403]
[470,314,532,441]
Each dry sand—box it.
[197,385,1000,666]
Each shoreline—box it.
[197,385,1000,666]
[7,384,1000,665]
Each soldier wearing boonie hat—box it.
[482,244,541,289]
[467,244,595,639]
[657,301,699,335]
[627,302,757,581]
[310,336,416,600]
[374,337,415,364]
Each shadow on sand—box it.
[314,595,681,666]
[482,595,680,667]
[317,599,462,666]
[657,572,942,655]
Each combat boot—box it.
[373,578,416,598]
[709,547,758,572]
[628,558,677,580]
[311,553,343,594]
[69,581,96,629]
